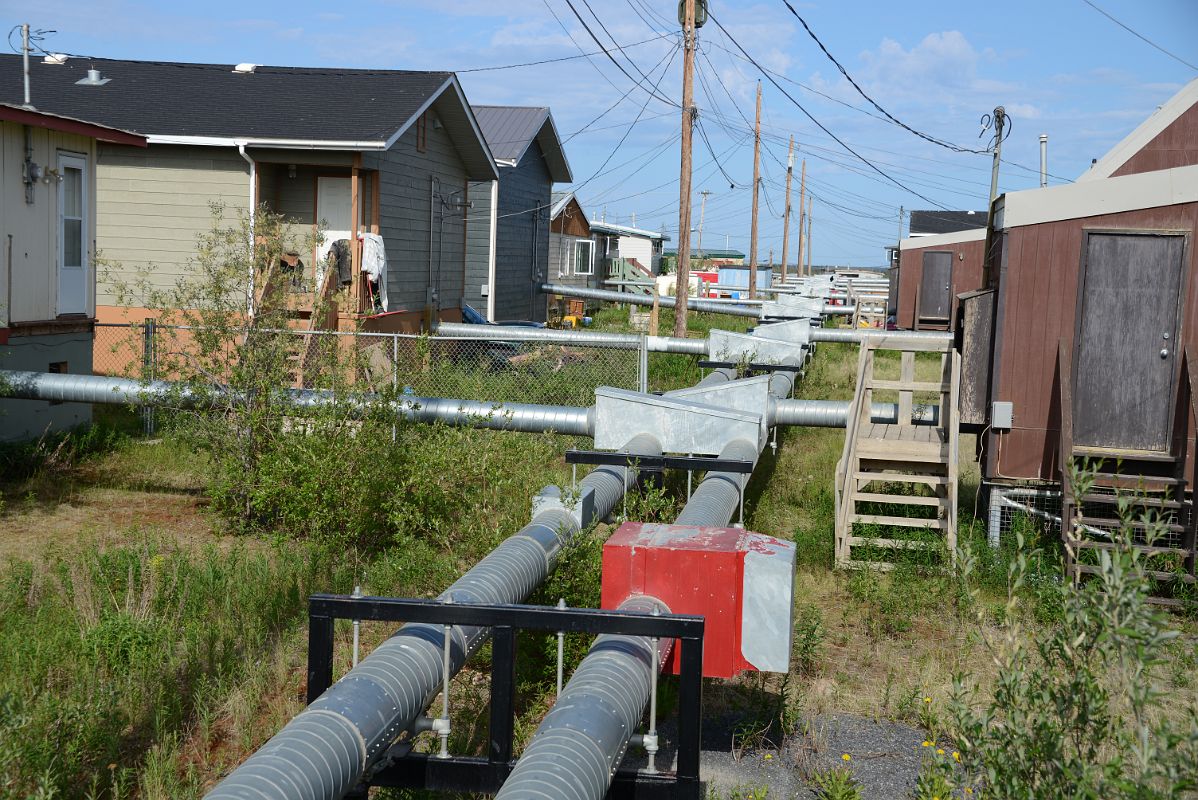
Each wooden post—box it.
[672,0,697,339]
[748,81,762,300]
[371,171,380,234]
[804,196,812,276]
[780,136,794,283]
[796,158,806,277]
[350,154,361,316]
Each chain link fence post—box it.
[392,333,399,443]
[639,334,649,394]
[142,317,157,436]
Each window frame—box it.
[573,238,595,276]
[56,151,89,317]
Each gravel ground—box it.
[623,711,927,799]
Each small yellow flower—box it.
[841,753,851,762]
[921,740,932,747]
[923,696,932,703]
[965,789,974,796]
[936,748,945,755]
[953,751,961,762]
[764,753,773,761]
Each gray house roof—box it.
[908,210,987,235]
[472,105,572,182]
[0,55,497,179]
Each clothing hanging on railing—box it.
[359,233,388,312]
[329,240,353,287]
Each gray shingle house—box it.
[464,106,571,322]
[0,55,498,337]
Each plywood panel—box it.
[896,237,985,328]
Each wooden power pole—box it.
[672,0,698,338]
[748,80,762,299]
[804,196,813,276]
[797,158,806,277]
[780,135,795,282]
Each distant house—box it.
[0,102,145,441]
[588,220,668,288]
[549,191,596,292]
[895,209,988,330]
[661,249,745,271]
[464,106,571,322]
[0,55,498,340]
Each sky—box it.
[3,0,1196,266]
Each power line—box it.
[777,0,988,154]
[706,10,950,210]
[560,0,679,107]
[1079,0,1198,72]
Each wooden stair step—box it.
[866,379,950,392]
[1090,472,1186,485]
[847,536,938,550]
[1074,541,1193,557]
[852,492,943,507]
[851,514,945,530]
[856,442,948,461]
[854,471,949,486]
[1071,448,1180,464]
[1074,564,1196,583]
[1076,516,1186,533]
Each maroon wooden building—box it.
[896,228,986,330]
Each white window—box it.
[574,239,594,275]
[56,153,89,316]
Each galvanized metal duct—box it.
[433,322,708,356]
[493,594,672,800]
[206,432,664,800]
[0,370,594,437]
[539,282,762,319]
[805,328,953,345]
[770,399,940,428]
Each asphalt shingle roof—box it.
[908,209,988,235]
[0,55,452,142]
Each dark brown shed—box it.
[895,229,986,330]
[980,74,1198,484]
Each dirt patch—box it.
[0,487,232,561]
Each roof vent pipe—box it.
[233,63,258,74]
[42,53,69,65]
[75,68,110,86]
[1039,134,1048,188]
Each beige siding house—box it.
[0,102,145,440]
[0,55,497,342]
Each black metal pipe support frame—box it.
[306,595,705,799]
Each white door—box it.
[315,177,353,266]
[57,153,88,316]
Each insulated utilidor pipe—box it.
[207,432,664,800]
[433,321,708,356]
[0,370,595,437]
[770,399,940,428]
[494,594,673,800]
[540,282,762,318]
[674,436,761,526]
[806,327,953,345]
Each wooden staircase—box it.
[835,336,960,569]
[1057,340,1198,601]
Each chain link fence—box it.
[94,323,644,409]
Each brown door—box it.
[919,251,953,320]
[1073,232,1186,452]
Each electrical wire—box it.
[1080,0,1198,72]
[561,0,679,107]
[706,10,951,210]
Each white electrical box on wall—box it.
[481,283,490,297]
[992,401,1014,430]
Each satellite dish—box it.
[678,0,708,28]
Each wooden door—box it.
[1073,231,1186,452]
[919,251,952,320]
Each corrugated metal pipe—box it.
[540,282,762,318]
[771,399,940,428]
[494,594,673,800]
[0,370,594,437]
[805,328,953,345]
[206,432,664,800]
[433,321,709,356]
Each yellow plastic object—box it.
[561,315,580,329]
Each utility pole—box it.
[780,136,795,283]
[672,0,698,338]
[696,189,712,262]
[804,196,813,276]
[796,159,806,279]
[748,80,762,300]
[987,105,1006,225]
[894,205,904,270]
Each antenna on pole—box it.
[21,24,32,108]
